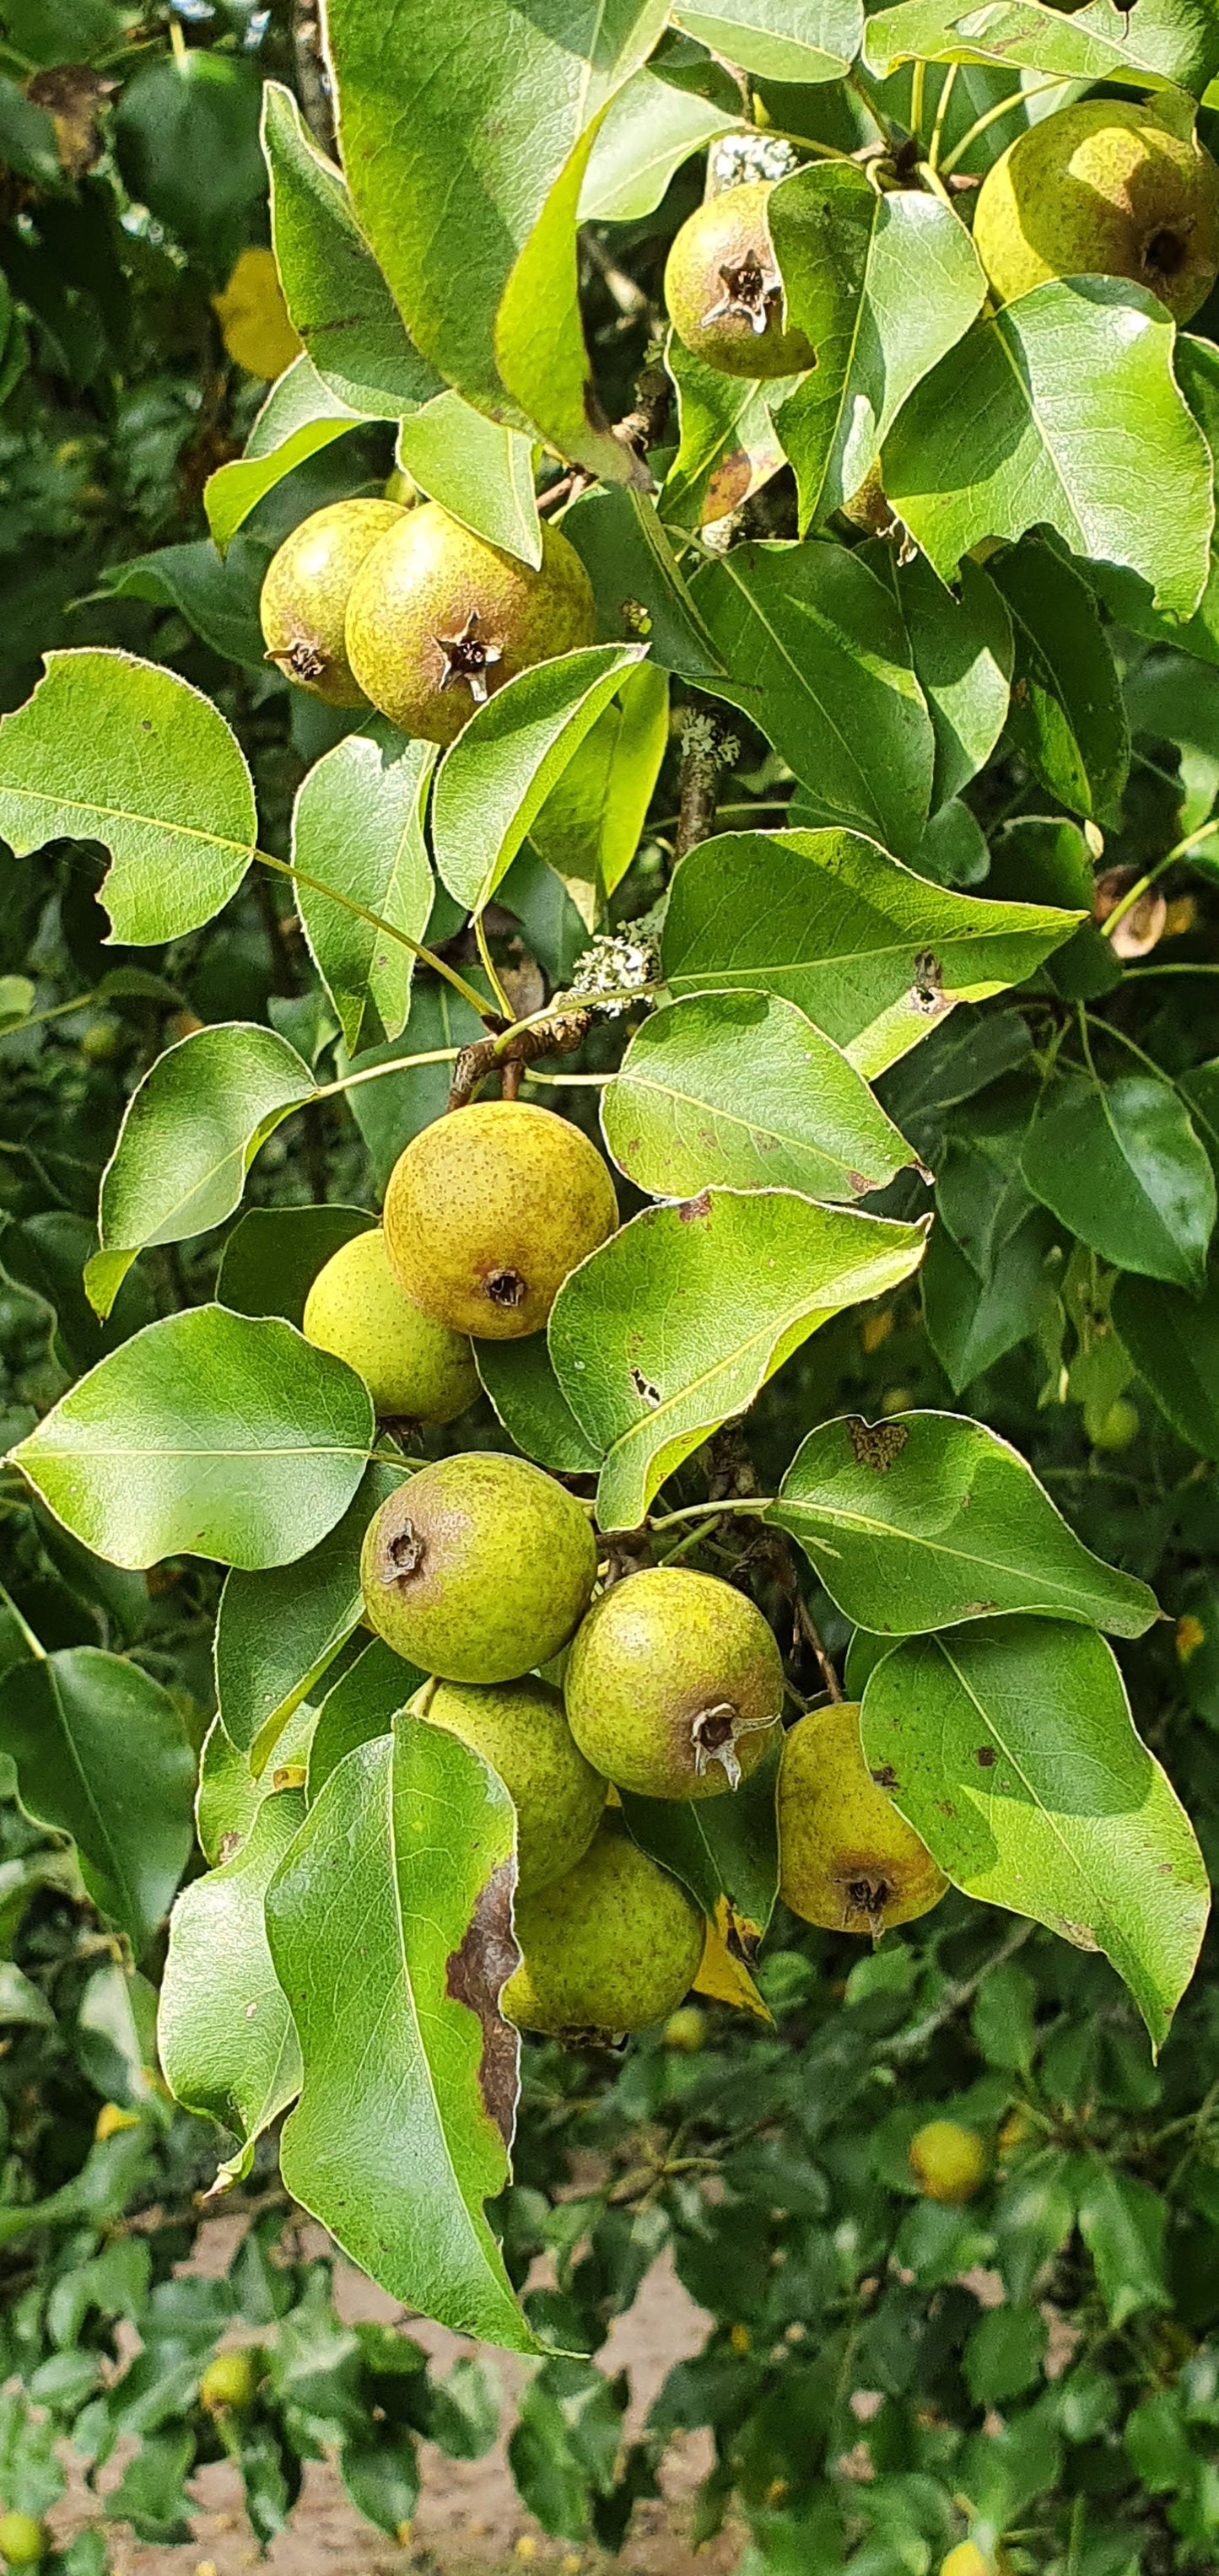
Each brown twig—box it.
[673,711,739,865]
[447,1007,592,1112]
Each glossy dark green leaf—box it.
[475,1336,603,1476]
[1076,2163,1169,2325]
[689,540,936,859]
[214,1458,405,1760]
[0,1647,192,1954]
[662,827,1082,1079]
[267,1723,537,2351]
[1113,1267,1219,1458]
[564,485,726,683]
[293,723,436,1053]
[772,1409,1157,1636]
[217,1205,375,1328]
[620,1736,780,1936]
[922,1207,1056,1391]
[885,282,1214,620]
[602,991,916,1202]
[159,1785,305,2184]
[672,0,862,82]
[886,552,1012,811]
[308,1639,422,1801]
[1022,1072,1216,1291]
[262,84,441,414]
[10,1308,375,1573]
[862,1617,1210,2043]
[990,539,1130,819]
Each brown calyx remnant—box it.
[285,637,328,682]
[386,1518,426,1584]
[484,1266,526,1311]
[434,607,504,704]
[844,1873,895,1934]
[704,251,780,336]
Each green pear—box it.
[419,1674,606,1892]
[778,1702,947,1936]
[199,2349,261,2414]
[564,1566,785,1800]
[664,181,815,380]
[302,1227,477,1422]
[973,101,1219,325]
[909,2119,989,2205]
[344,502,596,743]
[0,2518,47,2568]
[360,1452,597,1684]
[384,1100,618,1342]
[502,1819,704,2040]
[260,498,404,704]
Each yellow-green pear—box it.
[909,2119,989,2204]
[778,1702,947,1934]
[384,1101,618,1341]
[419,1675,605,1893]
[664,181,815,379]
[302,1227,477,1422]
[564,1566,785,1800]
[502,1819,704,2040]
[0,2517,48,2568]
[260,498,404,704]
[199,2348,261,2412]
[360,1452,596,1684]
[973,101,1219,325]
[345,502,596,744]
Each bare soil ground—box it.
[52,2235,743,2576]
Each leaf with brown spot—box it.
[266,1720,537,2349]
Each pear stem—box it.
[1099,812,1219,940]
[927,62,957,172]
[474,910,515,1021]
[252,848,498,1023]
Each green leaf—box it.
[601,991,916,1201]
[563,485,727,684]
[549,1190,927,1532]
[0,1647,193,1955]
[861,1617,1210,2044]
[1022,1071,1216,1292]
[196,1707,316,1867]
[431,644,646,913]
[994,2158,1075,2303]
[883,552,1013,811]
[620,1735,780,1935]
[1112,1267,1219,1458]
[159,1785,305,2182]
[396,391,542,566]
[964,2304,1048,2407]
[922,1207,1056,1392]
[309,1639,422,1802]
[770,167,984,532]
[1076,2163,1169,2325]
[293,723,436,1054]
[262,84,441,415]
[115,51,263,260]
[1092,331,1219,666]
[100,534,272,672]
[672,0,863,82]
[217,1204,375,1328]
[266,1723,537,2352]
[214,1459,404,1759]
[530,663,669,907]
[9,1307,375,1572]
[662,827,1083,1079]
[509,2358,626,2540]
[884,281,1214,621]
[0,650,256,944]
[324,0,665,413]
[475,1337,604,1475]
[661,333,798,534]
[770,1408,1157,1636]
[989,539,1130,819]
[688,540,936,860]
[933,1081,1038,1279]
[90,1026,316,1317]
[342,982,487,1197]
[496,116,650,489]
[579,69,742,223]
[864,0,1219,96]
[204,358,371,552]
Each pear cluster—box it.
[261,495,596,741]
[306,1102,946,2042]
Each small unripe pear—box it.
[502,1819,704,2040]
[420,1675,605,1892]
[778,1702,948,1934]
[94,2099,140,2141]
[940,2548,993,2576]
[909,2119,989,2204]
[345,502,596,744]
[664,181,815,379]
[0,2518,46,2568]
[973,101,1219,326]
[199,2348,261,2413]
[664,2003,708,2052]
[361,1452,597,1684]
[564,1567,785,1800]
[302,1227,477,1423]
[261,498,404,704]
[384,1102,618,1342]
[1090,1395,1139,1452]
